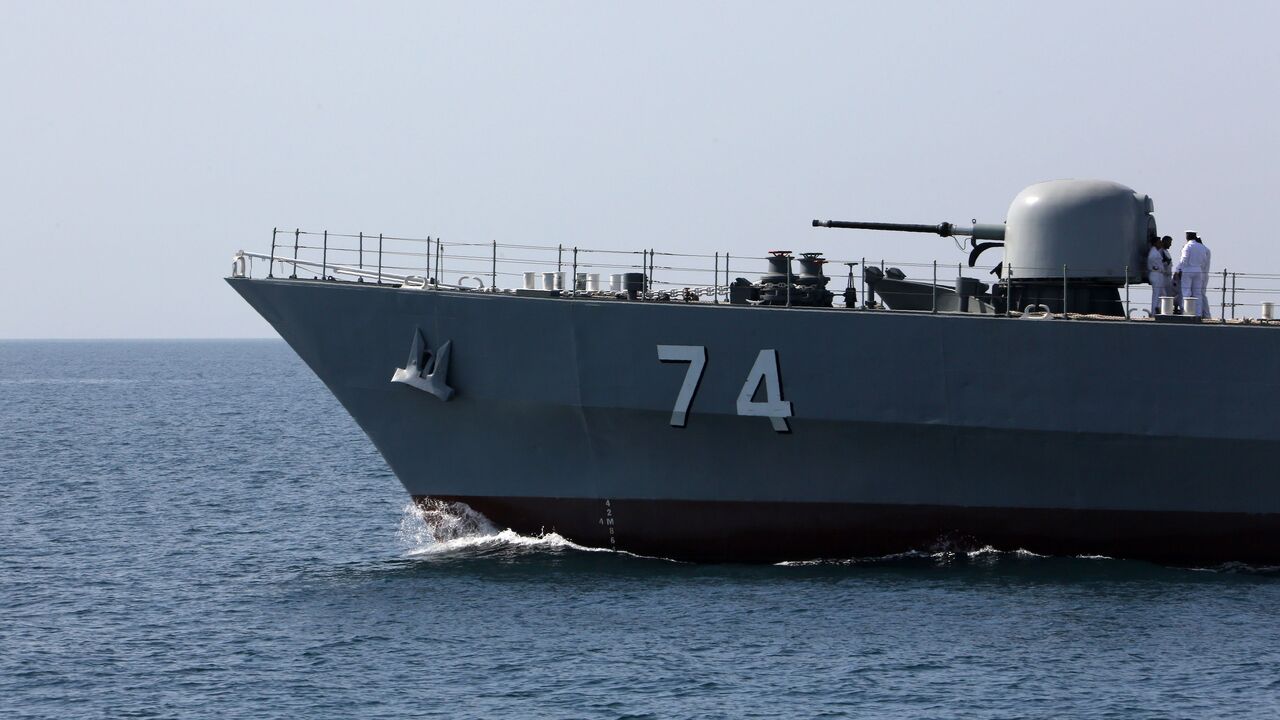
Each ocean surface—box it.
[2,340,1279,719]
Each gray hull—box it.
[229,277,1280,564]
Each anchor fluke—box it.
[391,329,455,401]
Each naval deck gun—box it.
[812,219,1006,242]
[809,179,1158,316]
[811,220,1010,313]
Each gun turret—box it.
[809,178,1158,317]
[811,219,1006,241]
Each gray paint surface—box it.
[229,277,1280,520]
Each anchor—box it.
[390,328,455,401]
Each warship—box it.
[228,179,1280,564]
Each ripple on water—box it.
[4,340,1280,720]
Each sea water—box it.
[2,340,1278,719]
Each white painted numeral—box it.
[736,349,792,432]
[656,345,707,427]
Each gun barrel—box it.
[812,219,1005,241]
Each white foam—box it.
[397,501,618,558]
[776,550,931,566]
[406,528,615,557]
[778,546,1049,566]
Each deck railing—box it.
[230,228,1280,322]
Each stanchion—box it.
[1006,264,1013,317]
[649,248,655,293]
[268,227,277,278]
[786,256,792,307]
[860,257,866,309]
[931,260,937,313]
[1231,272,1237,319]
[1221,269,1228,322]
[1125,265,1130,319]
[1062,264,1068,315]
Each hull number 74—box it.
[656,345,792,432]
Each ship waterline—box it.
[425,496,1280,565]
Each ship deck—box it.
[228,228,1280,327]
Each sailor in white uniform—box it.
[1147,237,1171,315]
[1175,231,1212,318]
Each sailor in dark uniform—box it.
[1161,235,1182,313]
[1148,236,1171,314]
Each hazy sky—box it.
[3,1,1277,338]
